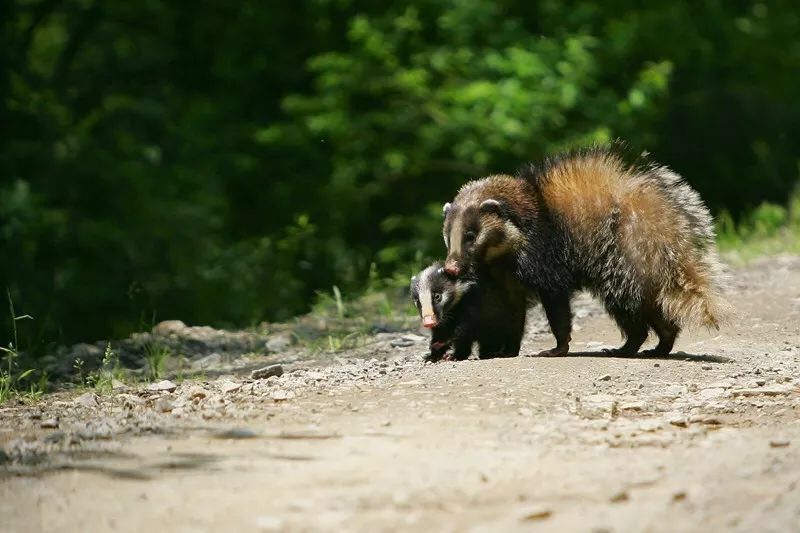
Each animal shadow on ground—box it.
[537,351,733,364]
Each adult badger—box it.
[441,145,727,357]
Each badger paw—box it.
[536,346,569,357]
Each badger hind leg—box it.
[604,304,648,356]
[641,308,680,356]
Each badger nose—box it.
[422,315,437,328]
[443,262,460,277]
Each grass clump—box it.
[0,290,43,404]
[717,185,800,262]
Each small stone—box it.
[755,379,767,386]
[216,428,259,439]
[610,490,629,503]
[597,374,612,382]
[519,504,552,521]
[154,397,174,413]
[577,394,618,419]
[271,389,295,401]
[672,491,687,502]
[621,401,646,411]
[390,338,415,348]
[668,415,688,427]
[769,439,790,448]
[111,379,129,392]
[654,363,660,368]
[219,380,242,394]
[518,407,533,417]
[75,392,100,408]
[701,364,712,370]
[250,364,284,380]
[147,380,177,393]
[40,417,59,429]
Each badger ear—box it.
[411,275,417,283]
[479,198,503,214]
[442,202,451,217]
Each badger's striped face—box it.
[442,199,520,278]
[410,263,474,329]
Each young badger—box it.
[442,146,727,357]
[410,262,527,361]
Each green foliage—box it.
[718,185,800,260]
[143,342,171,381]
[2,0,800,352]
[0,291,41,404]
[85,342,121,393]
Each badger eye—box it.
[464,231,477,243]
[432,293,442,303]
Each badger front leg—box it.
[537,291,572,357]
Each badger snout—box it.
[422,314,438,328]
[443,261,461,277]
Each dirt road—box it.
[2,255,800,532]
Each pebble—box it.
[701,365,712,370]
[672,491,687,502]
[75,392,100,408]
[668,414,688,428]
[390,338,415,348]
[147,380,177,393]
[769,439,790,448]
[519,504,552,521]
[610,490,629,503]
[250,364,284,380]
[219,380,242,394]
[597,374,612,382]
[154,397,174,413]
[215,428,259,439]
[621,401,646,411]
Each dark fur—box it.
[410,262,527,361]
[443,145,725,357]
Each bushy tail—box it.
[638,164,729,329]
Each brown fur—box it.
[443,146,727,356]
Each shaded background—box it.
[2,0,799,348]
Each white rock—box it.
[75,392,100,408]
[147,380,177,393]
[219,380,242,394]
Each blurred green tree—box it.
[1,0,798,348]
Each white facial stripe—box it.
[419,267,435,318]
[449,211,463,256]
